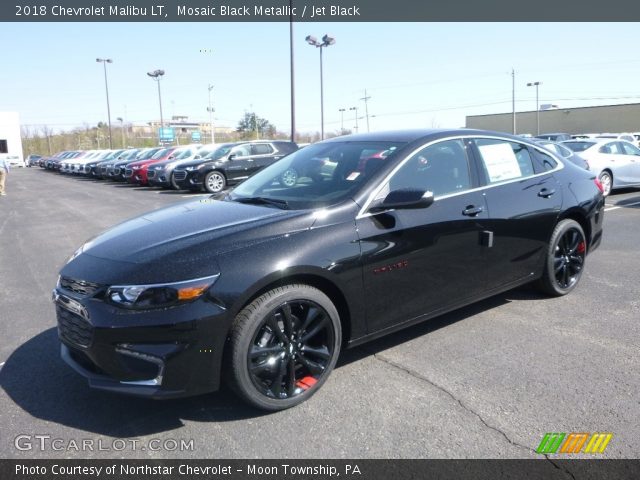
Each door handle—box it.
[462,205,484,217]
[538,188,556,198]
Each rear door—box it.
[251,143,278,171]
[469,137,562,290]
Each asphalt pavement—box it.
[0,168,638,459]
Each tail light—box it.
[594,177,604,194]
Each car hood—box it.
[61,198,313,285]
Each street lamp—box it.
[96,58,113,149]
[207,84,215,144]
[147,69,165,138]
[306,34,335,140]
[116,117,125,148]
[527,81,542,135]
[349,106,358,133]
[338,108,346,134]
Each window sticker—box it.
[478,143,522,182]
[346,171,361,181]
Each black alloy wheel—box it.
[536,219,586,296]
[228,284,341,411]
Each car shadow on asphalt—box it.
[0,287,547,437]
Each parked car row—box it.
[35,140,299,193]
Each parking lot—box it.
[0,167,638,459]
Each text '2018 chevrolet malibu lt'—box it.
[53,129,604,411]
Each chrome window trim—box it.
[356,134,565,220]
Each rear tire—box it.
[227,284,341,411]
[599,171,612,197]
[535,219,587,296]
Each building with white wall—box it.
[0,112,24,166]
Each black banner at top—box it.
[4,0,640,22]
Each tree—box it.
[236,112,276,140]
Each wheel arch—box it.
[225,271,353,350]
[557,209,591,251]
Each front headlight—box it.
[106,274,220,310]
[185,166,197,171]
[133,165,141,170]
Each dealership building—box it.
[466,102,640,135]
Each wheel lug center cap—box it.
[288,344,295,355]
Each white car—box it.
[595,133,636,144]
[0,153,25,167]
[562,138,640,196]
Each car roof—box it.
[320,128,530,144]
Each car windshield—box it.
[229,141,406,210]
[173,148,193,160]
[203,144,234,161]
[137,148,161,160]
[151,148,171,159]
[563,141,595,152]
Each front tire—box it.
[227,284,341,411]
[535,219,587,296]
[204,171,227,193]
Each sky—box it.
[1,22,640,136]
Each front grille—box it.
[101,166,108,174]
[124,169,133,177]
[59,276,101,296]
[147,170,156,179]
[173,171,187,181]
[57,306,94,347]
[113,167,120,175]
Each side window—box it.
[621,142,640,155]
[599,142,621,154]
[473,139,536,183]
[231,145,252,157]
[532,148,559,172]
[251,143,274,155]
[387,139,471,197]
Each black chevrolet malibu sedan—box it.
[54,129,604,411]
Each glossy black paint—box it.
[54,129,604,398]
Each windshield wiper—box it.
[233,196,290,209]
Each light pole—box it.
[527,81,542,135]
[339,108,346,134]
[289,0,296,142]
[207,84,215,144]
[96,58,113,149]
[117,117,125,148]
[147,69,165,140]
[349,106,358,133]
[306,34,335,140]
[360,89,371,132]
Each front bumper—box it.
[54,287,230,398]
[173,169,203,190]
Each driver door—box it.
[356,138,490,334]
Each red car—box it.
[125,147,177,185]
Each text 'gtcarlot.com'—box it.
[14,435,194,452]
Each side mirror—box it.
[228,154,237,160]
[369,189,434,213]
[194,155,202,159]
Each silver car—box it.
[562,138,640,196]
